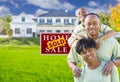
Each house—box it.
[10,12,37,37]
[10,10,77,37]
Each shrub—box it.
[9,40,21,45]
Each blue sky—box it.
[0,0,119,16]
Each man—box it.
[68,7,115,48]
[67,13,120,82]
[74,38,119,82]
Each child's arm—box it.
[68,24,86,47]
[96,30,115,49]
[96,24,116,49]
[68,35,85,47]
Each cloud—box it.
[35,9,48,16]
[117,0,120,2]
[9,0,19,8]
[0,0,7,2]
[84,6,110,14]
[26,0,75,10]
[0,0,19,8]
[87,1,110,13]
[88,1,98,7]
[63,2,75,10]
[0,6,11,16]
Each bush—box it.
[9,40,22,45]
[0,38,40,45]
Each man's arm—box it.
[102,57,120,76]
[102,38,120,76]
[112,57,120,67]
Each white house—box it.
[10,12,37,37]
[10,10,77,37]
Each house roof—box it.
[38,10,76,17]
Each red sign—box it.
[40,33,71,54]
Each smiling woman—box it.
[74,38,120,82]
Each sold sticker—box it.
[47,37,66,50]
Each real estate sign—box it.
[40,33,71,54]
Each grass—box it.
[0,37,120,82]
[0,46,73,82]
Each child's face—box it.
[80,48,96,64]
[77,9,87,23]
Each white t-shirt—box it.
[74,62,119,82]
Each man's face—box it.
[77,8,87,23]
[80,48,96,64]
[84,15,100,39]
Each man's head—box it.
[75,38,97,63]
[84,13,101,39]
[76,7,88,24]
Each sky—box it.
[0,0,119,17]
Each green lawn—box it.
[0,46,73,82]
[0,45,120,82]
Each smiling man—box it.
[68,8,115,48]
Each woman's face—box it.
[80,48,96,64]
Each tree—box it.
[3,15,12,34]
[109,4,120,32]
[0,15,12,35]
[7,29,13,39]
[0,18,6,34]
[98,13,110,25]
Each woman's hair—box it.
[75,38,96,54]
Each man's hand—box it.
[102,60,115,76]
[95,38,103,49]
[72,66,82,78]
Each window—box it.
[64,19,69,24]
[40,30,45,32]
[56,30,61,33]
[47,30,52,32]
[27,28,32,34]
[21,17,25,22]
[39,19,45,24]
[64,30,69,32]
[15,28,20,34]
[33,18,38,23]
[56,19,61,23]
[47,19,52,24]
[71,19,76,24]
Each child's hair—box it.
[75,38,96,54]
